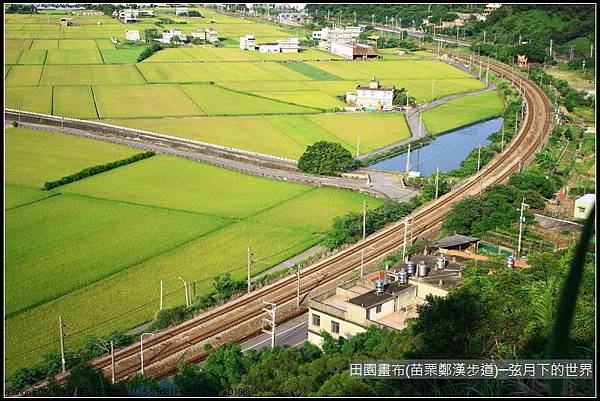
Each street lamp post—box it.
[140,332,156,375]
[178,277,189,307]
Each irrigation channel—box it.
[370,117,504,175]
[24,49,553,391]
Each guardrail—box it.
[5,109,298,166]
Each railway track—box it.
[25,50,552,391]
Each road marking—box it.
[242,320,307,352]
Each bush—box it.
[12,120,18,127]
[509,170,558,198]
[137,43,165,62]
[298,141,354,176]
[154,306,189,330]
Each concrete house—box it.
[330,42,378,60]
[240,34,257,50]
[308,256,462,347]
[346,76,394,110]
[277,37,299,53]
[126,29,141,41]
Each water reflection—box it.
[370,118,504,176]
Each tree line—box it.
[42,152,155,190]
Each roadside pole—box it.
[59,316,66,373]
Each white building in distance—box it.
[156,29,187,44]
[346,76,395,110]
[192,28,219,43]
[258,43,281,53]
[330,42,378,60]
[175,6,188,16]
[125,29,141,41]
[240,34,257,50]
[312,26,363,43]
[277,37,299,53]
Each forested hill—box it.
[479,5,595,55]
[305,4,595,57]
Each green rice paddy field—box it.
[4,127,383,374]
[5,6,492,160]
[421,90,505,135]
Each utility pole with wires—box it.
[262,301,276,348]
[59,316,66,373]
[501,126,505,150]
[477,143,482,171]
[362,200,368,240]
[178,277,189,307]
[517,197,529,258]
[435,165,440,199]
[296,267,301,306]
[405,143,411,174]
[247,246,253,293]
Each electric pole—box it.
[296,267,301,306]
[402,216,409,261]
[517,197,529,258]
[111,341,115,384]
[549,38,553,59]
[59,316,66,373]
[405,143,411,174]
[477,143,481,171]
[435,165,440,199]
[485,63,489,86]
[178,277,189,307]
[247,246,253,293]
[262,301,276,348]
[362,200,367,240]
[501,126,505,150]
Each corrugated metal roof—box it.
[429,234,480,249]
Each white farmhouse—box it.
[157,29,188,44]
[346,76,395,111]
[574,194,595,220]
[125,29,140,41]
[277,37,299,53]
[258,43,281,53]
[240,34,257,50]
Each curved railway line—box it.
[25,50,553,391]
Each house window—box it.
[376,304,382,314]
[312,314,320,327]
[331,321,340,334]
[578,207,586,213]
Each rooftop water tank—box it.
[417,260,428,277]
[406,260,416,275]
[435,255,446,271]
[398,269,408,284]
[375,278,385,295]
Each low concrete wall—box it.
[534,213,583,234]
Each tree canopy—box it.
[298,141,355,176]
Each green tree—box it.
[173,362,220,396]
[298,141,355,176]
[63,362,110,396]
[317,372,378,396]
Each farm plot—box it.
[93,84,204,118]
[5,39,33,51]
[5,128,138,188]
[137,61,309,83]
[282,62,344,80]
[4,65,43,86]
[95,39,116,49]
[39,64,145,85]
[106,116,307,159]
[17,49,47,64]
[251,90,345,110]
[45,49,103,64]
[58,39,99,50]
[60,155,312,219]
[30,39,59,49]
[5,87,52,114]
[5,193,229,318]
[219,80,360,97]
[100,49,146,64]
[5,184,57,210]
[421,90,504,135]
[307,113,412,156]
[52,86,98,119]
[179,84,317,115]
